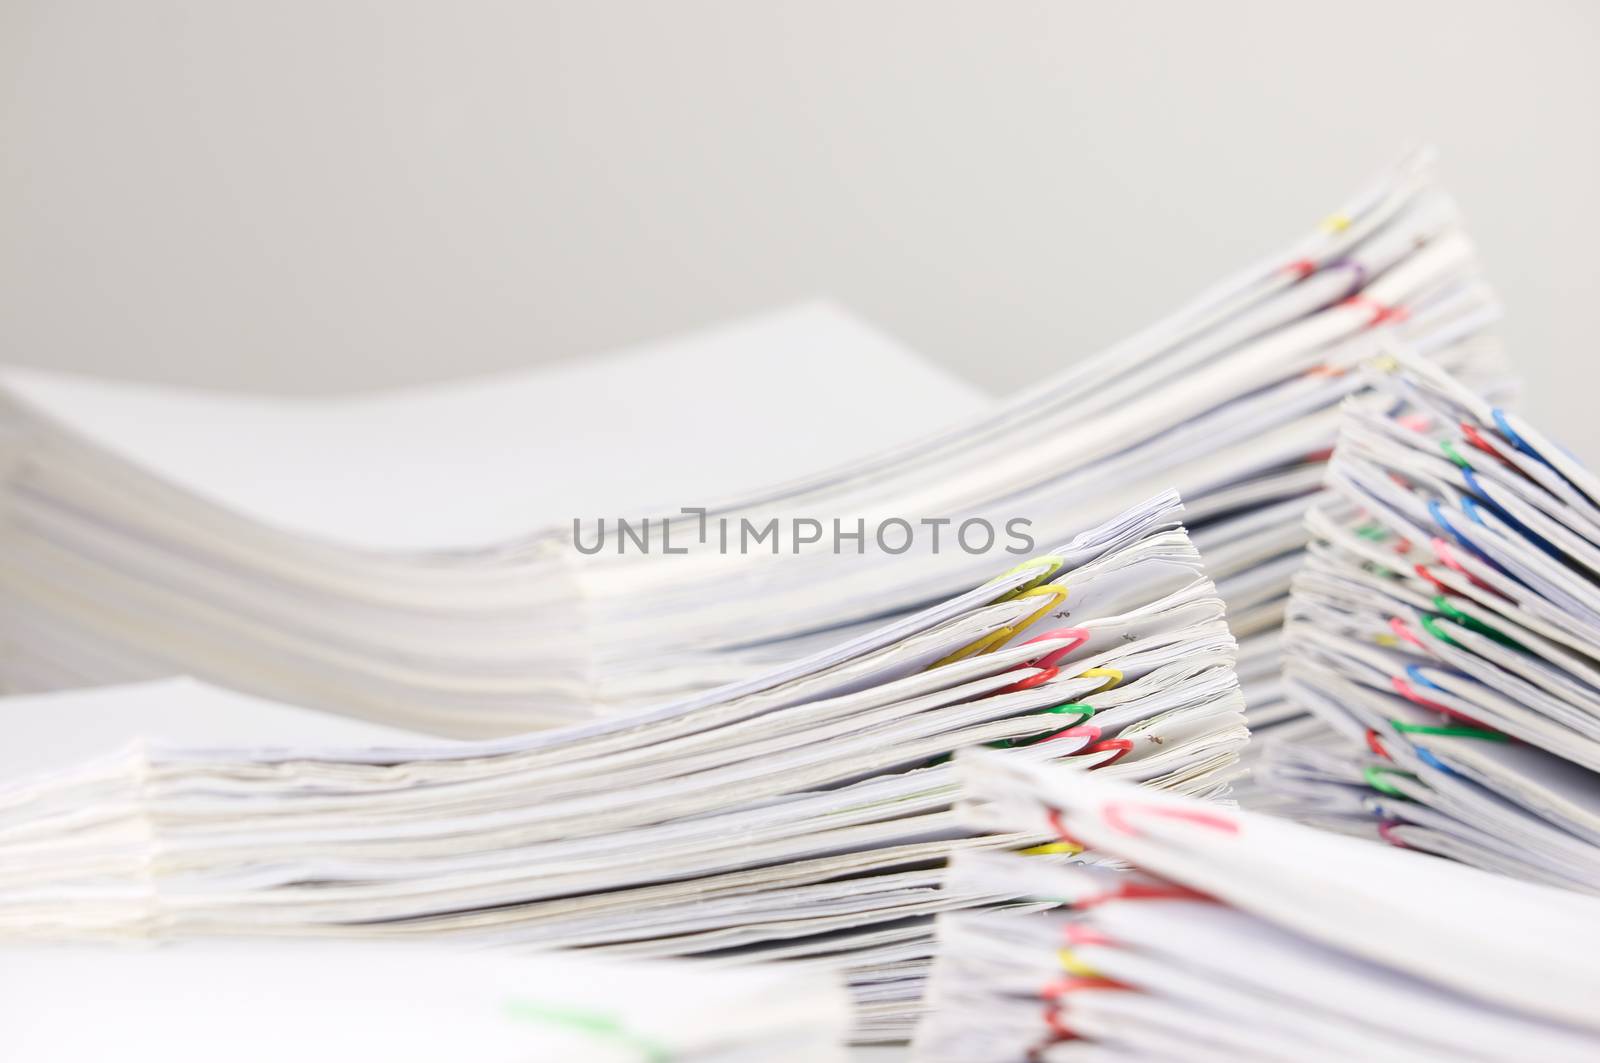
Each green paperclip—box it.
[1390,719,1508,742]
[1355,522,1388,542]
[989,703,1095,749]
[1432,595,1524,650]
[1439,440,1471,469]
[1363,763,1417,797]
[1419,613,1461,647]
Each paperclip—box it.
[989,555,1065,603]
[1419,613,1460,647]
[1320,211,1353,233]
[1404,663,1446,692]
[927,584,1070,669]
[1003,667,1059,693]
[1460,421,1507,460]
[1376,820,1411,849]
[1390,719,1507,742]
[1100,802,1239,838]
[1083,738,1134,767]
[1039,975,1126,998]
[1412,563,1450,594]
[1020,840,1084,857]
[1393,672,1486,727]
[1064,925,1115,947]
[1001,704,1097,749]
[1284,257,1317,278]
[1414,747,1460,777]
[1365,729,1390,759]
[1341,295,1408,326]
[1391,674,1455,715]
[1057,948,1099,978]
[1077,667,1123,693]
[1388,616,1424,650]
[1432,595,1523,650]
[1439,439,1471,469]
[1363,763,1416,797]
[1492,409,1545,464]
[1046,723,1100,751]
[1046,807,1087,850]
[1020,628,1090,670]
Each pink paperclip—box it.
[1020,628,1090,670]
[1397,412,1432,433]
[1431,537,1497,594]
[1388,616,1425,650]
[1391,675,1487,727]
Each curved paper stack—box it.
[1257,353,1600,892]
[0,152,1505,736]
[913,753,1600,1061]
[0,495,1247,1043]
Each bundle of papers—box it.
[0,495,1248,1043]
[1,943,849,1062]
[913,752,1600,1061]
[0,151,1506,736]
[1253,353,1600,892]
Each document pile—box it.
[1254,354,1600,892]
[0,496,1247,1042]
[913,753,1600,1061]
[0,153,1504,736]
[1,943,849,1062]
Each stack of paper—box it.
[1251,353,1600,892]
[1,943,849,1061]
[0,495,1248,1042]
[0,151,1505,736]
[912,753,1600,1061]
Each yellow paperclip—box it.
[1077,667,1122,692]
[928,584,1070,669]
[1319,211,1353,234]
[988,555,1064,603]
[1057,948,1099,978]
[1021,841,1084,857]
[1374,633,1400,648]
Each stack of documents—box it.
[913,752,1600,1061]
[1253,353,1600,891]
[2,943,849,1062]
[0,495,1248,1042]
[0,152,1505,736]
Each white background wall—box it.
[4,1,1598,451]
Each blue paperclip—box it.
[1405,663,1447,692]
[1414,746,1460,778]
[1461,480,1563,563]
[1492,409,1546,465]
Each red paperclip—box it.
[1377,820,1410,849]
[1391,675,1486,727]
[1102,802,1240,838]
[1004,667,1059,693]
[1413,563,1451,594]
[1366,728,1390,759]
[1340,294,1409,326]
[1285,257,1317,279]
[1431,538,1498,595]
[1083,738,1134,767]
[1040,976,1129,1001]
[1074,880,1210,909]
[1020,628,1090,670]
[1046,807,1087,850]
[1460,421,1506,460]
